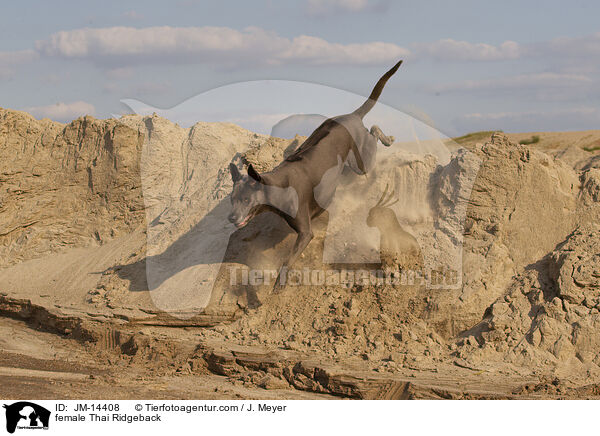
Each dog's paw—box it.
[380,134,395,147]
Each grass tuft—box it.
[452,131,500,145]
[519,135,540,145]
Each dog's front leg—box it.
[287,230,314,268]
[273,213,313,293]
[272,231,313,293]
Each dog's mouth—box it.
[231,205,262,229]
[235,214,252,228]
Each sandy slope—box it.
[2,107,600,399]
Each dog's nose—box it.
[228,213,237,223]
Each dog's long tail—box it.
[353,60,402,119]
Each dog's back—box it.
[281,60,403,176]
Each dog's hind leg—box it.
[370,125,395,147]
[346,136,376,175]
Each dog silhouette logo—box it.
[3,402,50,433]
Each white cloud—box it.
[281,35,407,65]
[25,101,96,122]
[306,0,369,14]
[2,28,600,76]
[455,107,600,133]
[34,26,409,67]
[306,0,390,15]
[434,72,593,93]
[413,39,521,61]
[35,26,286,60]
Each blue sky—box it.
[1,0,599,136]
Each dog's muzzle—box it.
[228,213,250,228]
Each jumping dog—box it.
[229,60,403,290]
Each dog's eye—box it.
[243,198,249,204]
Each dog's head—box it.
[228,163,267,228]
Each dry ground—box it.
[3,117,600,400]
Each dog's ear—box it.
[230,163,242,183]
[247,164,262,182]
